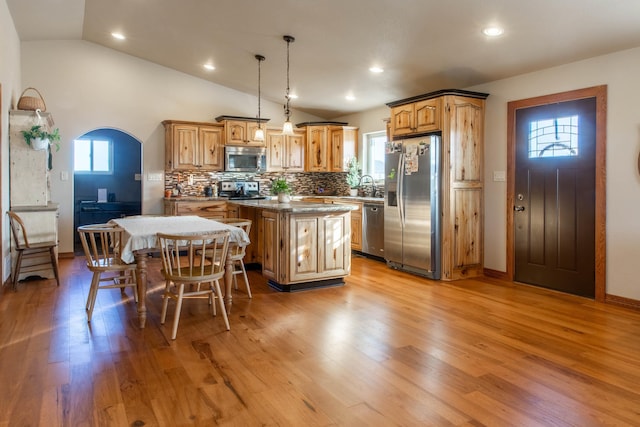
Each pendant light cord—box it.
[283,35,295,120]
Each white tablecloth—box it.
[110,215,250,263]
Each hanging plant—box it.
[21,125,61,152]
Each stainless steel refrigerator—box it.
[384,134,441,279]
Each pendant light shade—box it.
[254,54,265,141]
[282,35,295,136]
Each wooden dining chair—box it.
[213,218,253,298]
[7,211,60,290]
[77,223,138,322]
[157,230,230,340]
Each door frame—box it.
[506,85,607,301]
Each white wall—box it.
[0,0,22,283]
[19,40,322,255]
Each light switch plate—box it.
[493,171,506,182]
[147,172,163,181]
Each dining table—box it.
[109,215,250,328]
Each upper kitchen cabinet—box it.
[215,115,268,147]
[390,98,441,137]
[266,128,305,172]
[329,126,358,171]
[163,120,224,170]
[298,122,358,172]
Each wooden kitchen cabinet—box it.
[301,123,358,172]
[387,89,488,280]
[266,128,305,171]
[332,200,362,251]
[216,116,267,147]
[329,126,358,171]
[390,98,441,136]
[163,120,224,170]
[164,200,233,219]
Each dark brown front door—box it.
[514,98,596,297]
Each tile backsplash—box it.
[165,171,352,197]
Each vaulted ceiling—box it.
[8,0,640,118]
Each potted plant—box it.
[21,125,61,152]
[346,157,361,196]
[271,177,292,203]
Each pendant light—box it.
[254,54,266,142]
[282,35,295,136]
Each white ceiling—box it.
[8,0,640,119]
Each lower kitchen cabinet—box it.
[332,200,362,251]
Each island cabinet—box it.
[266,128,305,171]
[230,200,354,291]
[215,116,267,147]
[387,89,488,280]
[299,122,358,172]
[163,120,224,170]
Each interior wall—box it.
[0,0,22,283]
[19,39,322,255]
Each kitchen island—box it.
[229,199,356,291]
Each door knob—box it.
[514,206,525,212]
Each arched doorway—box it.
[73,128,142,253]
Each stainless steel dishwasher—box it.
[362,203,384,259]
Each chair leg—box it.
[171,284,186,340]
[214,280,230,331]
[239,260,252,298]
[12,250,24,291]
[130,271,139,303]
[86,272,101,322]
[160,280,172,324]
[50,246,61,287]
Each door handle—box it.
[514,206,525,212]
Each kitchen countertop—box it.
[164,195,384,204]
[228,199,359,213]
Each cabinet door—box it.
[246,122,267,147]
[319,214,349,276]
[267,132,286,171]
[287,132,305,171]
[390,104,415,136]
[289,216,320,281]
[306,126,328,171]
[200,126,224,170]
[172,125,200,169]
[225,120,248,145]
[414,98,441,133]
[329,129,344,172]
[262,210,279,280]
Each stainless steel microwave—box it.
[224,146,267,172]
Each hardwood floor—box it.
[2,254,640,426]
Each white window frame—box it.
[361,130,387,183]
[73,138,114,175]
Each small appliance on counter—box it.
[219,181,266,200]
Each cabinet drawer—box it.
[176,202,227,218]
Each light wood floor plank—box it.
[2,255,640,425]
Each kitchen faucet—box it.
[358,175,376,197]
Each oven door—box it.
[224,147,267,172]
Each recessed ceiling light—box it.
[203,63,215,71]
[345,94,355,101]
[288,93,299,99]
[482,27,504,37]
[369,66,384,73]
[111,32,126,40]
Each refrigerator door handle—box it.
[398,149,405,228]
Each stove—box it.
[219,181,266,200]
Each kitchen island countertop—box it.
[228,199,358,213]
